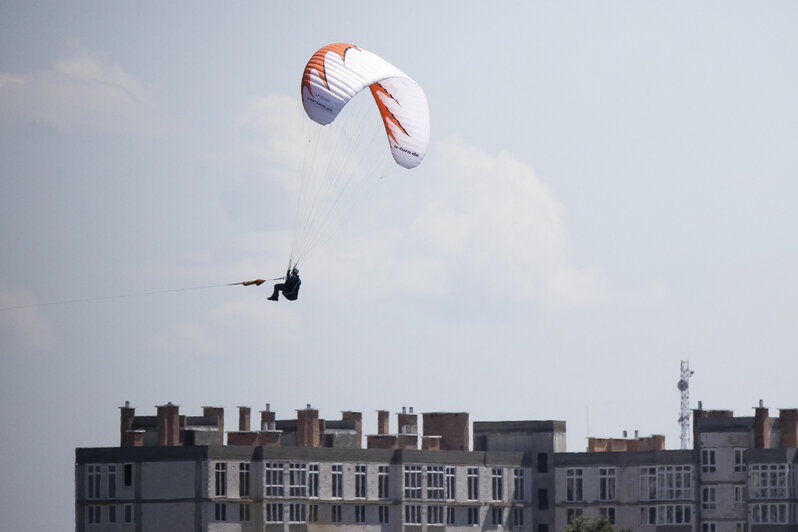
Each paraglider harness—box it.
[282,269,301,301]
[267,266,301,301]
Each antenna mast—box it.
[677,360,694,449]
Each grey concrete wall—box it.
[142,502,195,532]
[141,461,196,500]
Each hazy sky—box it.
[2,2,797,530]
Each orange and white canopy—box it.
[301,43,430,169]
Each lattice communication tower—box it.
[677,360,694,450]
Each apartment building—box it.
[76,403,563,531]
[553,402,798,532]
[76,401,797,532]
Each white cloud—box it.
[0,41,163,135]
[237,94,608,308]
[543,266,609,309]
[0,281,55,352]
[237,94,307,192]
[419,137,609,308]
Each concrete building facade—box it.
[552,402,798,532]
[76,402,797,532]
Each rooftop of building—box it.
[473,420,566,433]
[109,400,798,454]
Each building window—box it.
[656,504,692,524]
[567,508,583,523]
[513,507,525,528]
[468,506,480,525]
[640,467,657,500]
[239,503,250,522]
[640,506,656,525]
[87,506,101,524]
[379,505,390,524]
[239,463,250,497]
[428,505,444,524]
[308,504,318,522]
[491,506,503,526]
[751,503,794,524]
[405,504,421,524]
[108,505,116,523]
[657,465,692,500]
[600,507,616,524]
[702,524,717,532]
[124,504,133,523]
[289,463,307,497]
[214,463,227,496]
[355,504,366,523]
[702,486,717,510]
[492,467,504,501]
[330,504,342,523]
[123,463,133,487]
[539,525,549,532]
[378,465,390,499]
[404,465,422,499]
[428,465,444,500]
[87,465,102,499]
[446,467,456,500]
[734,522,747,532]
[734,485,745,508]
[538,488,549,510]
[566,468,583,502]
[538,452,549,472]
[308,463,319,497]
[467,467,479,500]
[331,464,343,498]
[751,464,794,498]
[599,468,616,501]
[702,450,716,473]
[447,506,456,525]
[265,462,284,497]
[513,468,525,501]
[734,449,746,472]
[289,503,306,523]
[266,502,283,523]
[355,464,367,498]
[107,465,117,499]
[214,502,226,521]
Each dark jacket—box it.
[282,271,301,300]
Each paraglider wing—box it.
[301,43,430,169]
[289,43,430,267]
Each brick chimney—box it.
[156,402,180,446]
[120,401,135,447]
[341,411,362,448]
[297,405,320,448]
[423,412,469,451]
[261,403,276,431]
[377,410,390,435]
[707,410,734,418]
[754,401,769,449]
[201,406,225,445]
[779,409,798,448]
[693,402,706,449]
[422,436,442,450]
[238,406,251,432]
[398,407,418,435]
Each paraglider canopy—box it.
[301,43,430,169]
[287,43,430,269]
